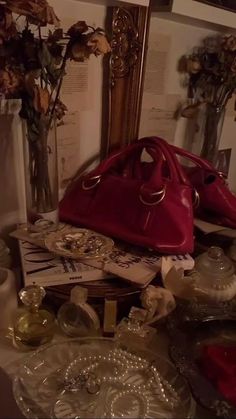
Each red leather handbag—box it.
[59,137,194,254]
[138,137,236,229]
[171,145,236,229]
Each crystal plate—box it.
[13,338,195,419]
[44,228,114,260]
[168,316,236,418]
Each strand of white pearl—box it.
[108,388,150,419]
[112,348,179,406]
[64,348,179,408]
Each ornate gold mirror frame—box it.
[70,5,150,180]
[101,5,150,158]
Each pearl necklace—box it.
[63,348,179,416]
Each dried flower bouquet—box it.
[0,0,111,223]
[179,35,236,162]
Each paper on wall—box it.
[139,94,180,142]
[144,33,171,96]
[60,17,90,112]
[56,19,90,190]
[57,111,80,191]
[225,96,235,117]
[61,61,89,112]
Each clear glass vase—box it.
[23,114,59,233]
[200,103,225,166]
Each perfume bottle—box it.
[13,285,55,350]
[115,306,156,349]
[57,286,100,337]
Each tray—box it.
[168,315,236,418]
[13,337,195,419]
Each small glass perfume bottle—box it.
[13,285,55,350]
[115,306,156,349]
[57,286,100,337]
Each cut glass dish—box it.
[12,337,195,419]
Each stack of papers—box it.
[12,225,195,288]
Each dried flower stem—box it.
[47,41,71,129]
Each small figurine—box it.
[140,285,176,324]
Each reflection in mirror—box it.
[139,10,236,191]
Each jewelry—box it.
[150,364,179,408]
[108,389,150,418]
[63,348,180,411]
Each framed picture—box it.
[194,0,236,12]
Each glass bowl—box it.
[12,337,195,419]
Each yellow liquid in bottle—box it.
[13,309,55,350]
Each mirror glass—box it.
[139,9,236,191]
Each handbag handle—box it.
[135,137,191,186]
[81,138,191,206]
[82,142,167,201]
[83,138,188,192]
[170,144,218,171]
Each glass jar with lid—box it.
[193,246,236,301]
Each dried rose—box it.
[0,66,23,96]
[222,35,236,52]
[186,57,201,74]
[33,85,50,114]
[204,36,220,54]
[87,32,111,56]
[46,43,63,67]
[5,0,60,27]
[53,99,67,120]
[24,69,41,96]
[0,6,17,44]
[67,21,88,38]
[69,42,91,62]
[21,29,41,70]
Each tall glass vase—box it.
[200,103,225,166]
[23,114,59,233]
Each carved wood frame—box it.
[101,5,150,158]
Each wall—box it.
[140,15,236,190]
[0,0,106,236]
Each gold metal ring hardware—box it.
[82,175,101,190]
[139,185,166,206]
